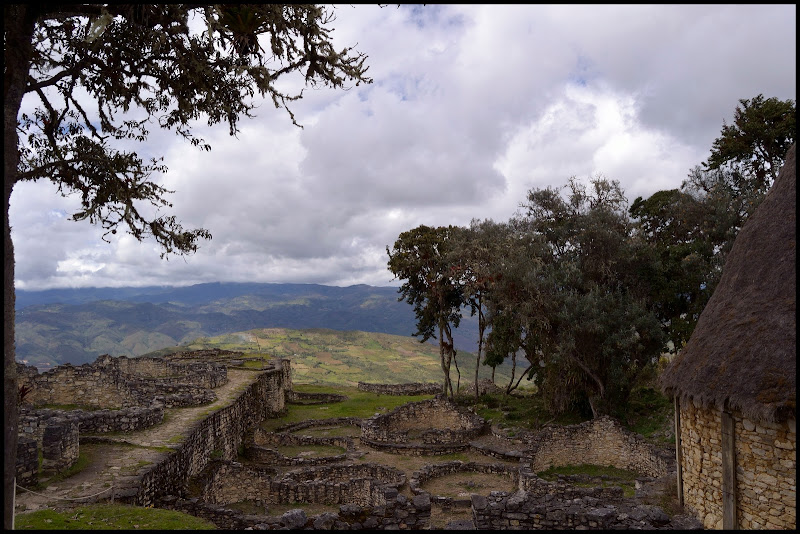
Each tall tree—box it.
[522,177,666,417]
[480,216,551,396]
[630,95,795,352]
[704,94,795,190]
[387,225,463,398]
[448,219,509,398]
[4,5,371,526]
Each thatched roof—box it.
[660,143,796,423]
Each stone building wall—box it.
[17,411,80,475]
[16,436,39,489]
[161,488,431,530]
[361,397,487,448]
[134,362,290,506]
[199,460,405,509]
[526,415,673,478]
[17,355,227,410]
[678,399,796,529]
[110,355,227,388]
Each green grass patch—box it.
[460,391,589,431]
[260,385,434,431]
[38,451,91,487]
[14,504,217,530]
[537,463,639,497]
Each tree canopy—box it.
[630,95,795,353]
[386,225,464,397]
[4,5,372,527]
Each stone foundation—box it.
[361,396,488,454]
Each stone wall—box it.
[678,398,796,529]
[16,436,39,488]
[409,460,519,508]
[17,354,227,410]
[134,361,291,506]
[17,411,80,475]
[361,397,487,454]
[472,489,671,530]
[246,426,356,466]
[160,488,431,530]
[287,390,348,404]
[198,460,405,509]
[357,382,441,396]
[110,354,227,389]
[525,415,673,478]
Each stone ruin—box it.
[15,353,702,530]
[15,352,229,486]
[360,396,489,455]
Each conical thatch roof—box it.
[660,143,796,423]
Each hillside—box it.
[144,327,518,389]
[14,282,481,369]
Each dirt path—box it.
[14,369,259,516]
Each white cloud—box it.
[10,4,796,290]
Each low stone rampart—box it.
[198,460,405,509]
[361,396,487,455]
[287,390,348,404]
[109,354,227,389]
[19,403,163,438]
[357,382,441,396]
[410,460,519,508]
[246,427,356,466]
[134,360,291,506]
[17,354,227,410]
[159,488,431,530]
[251,427,355,451]
[523,415,673,478]
[274,417,362,434]
[471,484,701,530]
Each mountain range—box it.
[14,282,481,370]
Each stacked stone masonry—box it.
[16,354,226,410]
[136,359,291,506]
[17,360,705,530]
[361,396,488,454]
[678,398,796,529]
[357,381,441,396]
[523,415,674,478]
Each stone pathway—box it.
[14,369,260,516]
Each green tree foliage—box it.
[448,219,512,397]
[386,225,464,398]
[630,95,795,353]
[4,5,372,527]
[705,94,796,189]
[521,177,666,418]
[479,217,551,395]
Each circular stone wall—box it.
[361,397,487,455]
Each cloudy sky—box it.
[11,4,797,291]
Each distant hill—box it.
[15,282,481,369]
[144,327,515,389]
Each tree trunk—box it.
[438,324,452,398]
[4,6,37,527]
[474,301,485,399]
[505,351,517,395]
